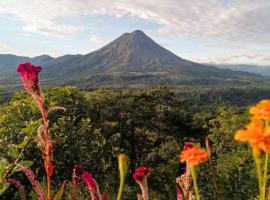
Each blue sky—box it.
[0,0,269,65]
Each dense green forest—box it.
[0,85,269,199]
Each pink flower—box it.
[17,62,42,96]
[133,167,149,181]
[183,142,193,150]
[7,179,26,200]
[19,164,44,200]
[133,167,150,200]
[81,172,101,200]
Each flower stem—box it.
[35,96,52,200]
[117,177,125,200]
[263,153,269,200]
[190,166,200,200]
[254,152,263,200]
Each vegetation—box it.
[2,62,270,199]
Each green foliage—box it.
[0,86,197,199]
[199,107,257,200]
[1,85,269,199]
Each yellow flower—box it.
[235,117,270,153]
[180,145,208,167]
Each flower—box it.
[250,100,270,120]
[18,164,44,200]
[118,154,127,177]
[17,62,42,96]
[180,144,208,167]
[7,179,26,200]
[133,167,149,181]
[133,167,150,200]
[81,172,101,200]
[184,142,194,150]
[235,117,270,153]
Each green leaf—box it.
[7,144,19,159]
[16,136,29,148]
[0,159,10,179]
[0,181,10,196]
[53,181,67,200]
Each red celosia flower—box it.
[133,166,149,181]
[7,178,26,200]
[81,172,101,200]
[184,142,194,150]
[17,62,42,96]
[133,166,150,200]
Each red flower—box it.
[133,166,149,181]
[133,166,150,200]
[183,142,194,150]
[49,162,54,177]
[81,172,101,200]
[17,62,42,96]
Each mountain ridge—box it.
[0,30,266,88]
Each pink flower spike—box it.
[81,172,101,200]
[17,62,42,96]
[7,178,26,200]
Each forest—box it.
[1,82,269,199]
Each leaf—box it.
[16,136,29,148]
[0,181,10,196]
[8,144,19,158]
[0,159,10,179]
[53,181,67,200]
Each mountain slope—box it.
[42,30,260,80]
[0,30,265,89]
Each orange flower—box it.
[250,100,270,120]
[235,117,270,153]
[180,145,208,167]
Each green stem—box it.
[116,177,125,200]
[254,152,263,200]
[263,153,269,200]
[190,166,200,200]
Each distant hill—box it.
[0,30,266,89]
[212,64,270,76]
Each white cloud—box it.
[0,0,269,43]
